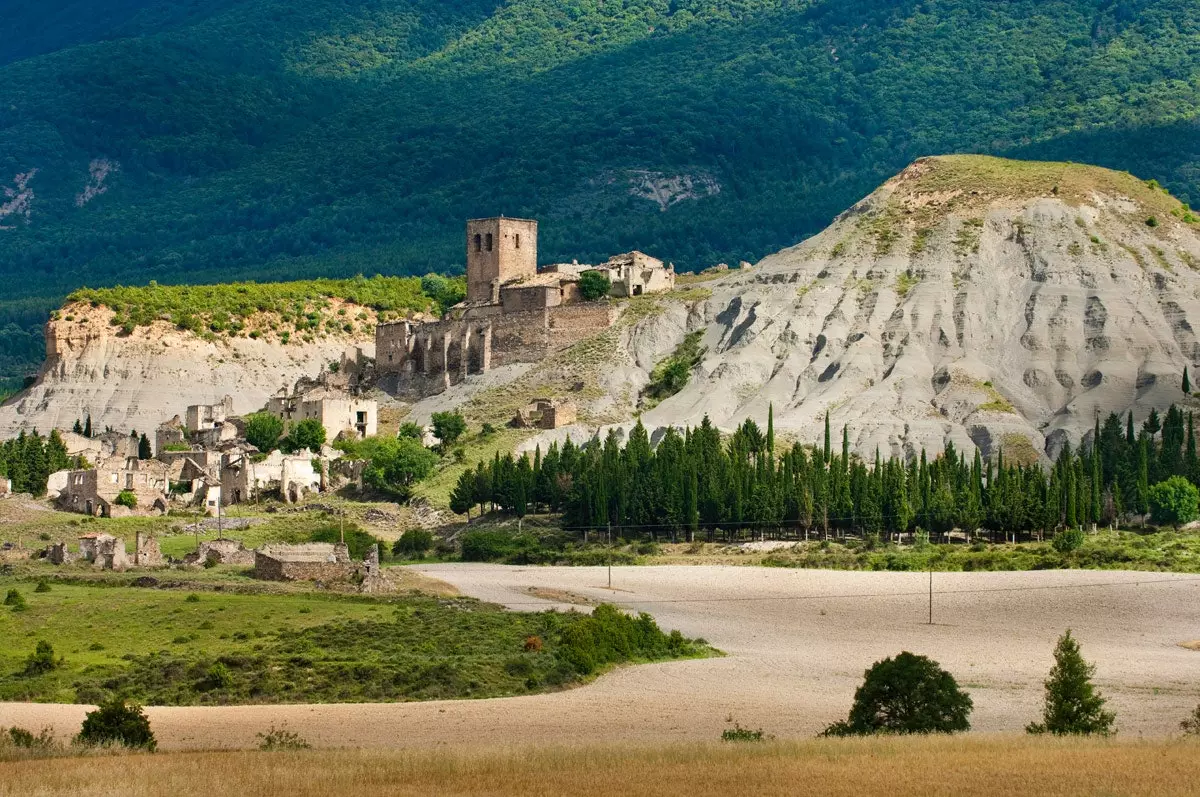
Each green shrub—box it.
[34,580,51,593]
[257,724,311,751]
[557,604,698,676]
[4,589,26,611]
[23,641,59,676]
[309,523,383,561]
[76,698,157,751]
[6,726,57,750]
[1147,476,1200,528]
[721,720,771,742]
[393,529,434,559]
[579,270,612,301]
[1052,527,1086,553]
[114,490,137,509]
[822,651,972,736]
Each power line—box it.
[480,573,1200,606]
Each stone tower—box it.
[466,217,538,303]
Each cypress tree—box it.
[1027,630,1115,736]
[823,412,831,465]
[84,414,93,438]
[1184,367,1192,394]
[72,418,83,435]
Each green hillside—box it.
[3,0,1200,381]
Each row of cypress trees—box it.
[450,404,1200,538]
[0,430,72,496]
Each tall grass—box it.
[1,736,1196,796]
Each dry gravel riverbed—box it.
[2,565,1198,750]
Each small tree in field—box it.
[821,651,972,736]
[76,698,157,751]
[1027,630,1115,736]
[431,411,467,450]
[392,529,434,559]
[1181,704,1200,736]
[1147,476,1199,528]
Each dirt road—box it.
[3,566,1197,750]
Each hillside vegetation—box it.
[3,0,1200,379]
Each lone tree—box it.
[578,270,611,301]
[1147,476,1200,528]
[431,411,467,449]
[1027,630,1115,736]
[281,418,326,453]
[821,651,973,736]
[76,698,157,751]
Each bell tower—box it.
[466,217,538,303]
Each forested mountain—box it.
[3,0,1200,385]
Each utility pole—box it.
[928,568,933,625]
[607,521,613,589]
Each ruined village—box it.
[0,217,677,586]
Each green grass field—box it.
[0,573,712,706]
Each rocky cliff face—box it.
[0,302,373,436]
[636,156,1200,461]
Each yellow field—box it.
[3,736,1198,797]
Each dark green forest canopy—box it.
[3,0,1200,380]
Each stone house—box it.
[61,456,169,517]
[186,396,234,434]
[58,431,103,463]
[266,387,377,443]
[183,538,255,567]
[589,251,675,297]
[513,398,578,430]
[133,531,163,567]
[254,542,356,582]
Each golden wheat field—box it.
[3,737,1199,797]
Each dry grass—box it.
[2,737,1198,796]
[1180,640,1200,651]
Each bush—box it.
[257,724,311,751]
[310,523,383,561]
[34,580,51,593]
[114,490,137,509]
[721,720,770,742]
[821,651,972,736]
[280,418,326,454]
[76,698,157,751]
[557,604,699,675]
[1027,630,1115,736]
[393,529,434,559]
[1147,476,1199,528]
[4,589,26,611]
[579,270,612,301]
[1052,527,1086,553]
[23,641,59,676]
[6,726,57,751]
[431,411,467,449]
[1182,704,1200,736]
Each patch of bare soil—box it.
[4,566,1197,752]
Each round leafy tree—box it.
[822,651,972,736]
[1027,630,1115,736]
[76,698,157,751]
[244,411,284,453]
[578,270,611,301]
[1147,476,1199,529]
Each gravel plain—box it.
[2,565,1198,750]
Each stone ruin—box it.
[78,533,129,571]
[182,538,255,567]
[512,397,578,430]
[253,542,355,582]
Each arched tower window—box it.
[474,234,482,252]
[486,233,494,252]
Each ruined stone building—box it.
[589,251,675,297]
[186,396,234,434]
[266,386,377,443]
[78,533,129,570]
[376,217,619,395]
[59,456,169,517]
[254,542,355,582]
[513,398,578,429]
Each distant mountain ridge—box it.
[3,0,1200,383]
